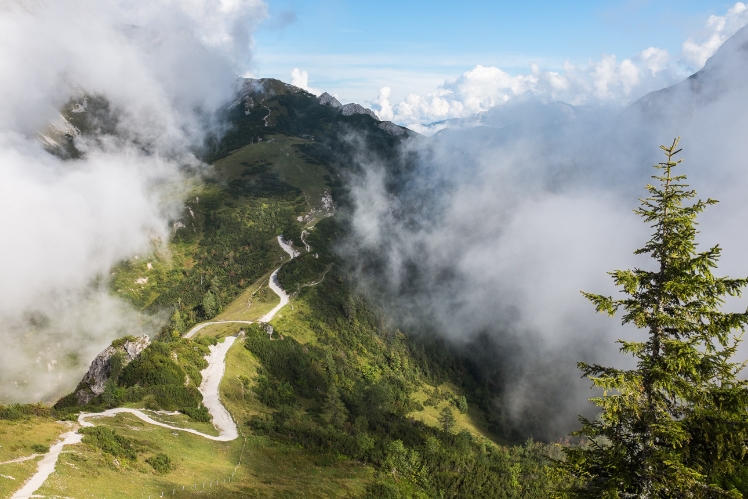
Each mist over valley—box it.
[3,2,748,497]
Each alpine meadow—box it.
[4,1,748,498]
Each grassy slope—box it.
[0,418,69,498]
[213,136,335,224]
[215,268,280,322]
[34,412,371,499]
[270,282,497,442]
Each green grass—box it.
[269,293,321,345]
[36,411,242,498]
[408,383,503,443]
[34,412,372,498]
[212,137,334,224]
[215,268,281,322]
[219,334,273,426]
[138,412,219,437]
[0,417,70,498]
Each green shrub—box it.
[79,427,139,460]
[456,395,468,414]
[111,336,137,348]
[119,342,186,387]
[180,405,211,423]
[31,444,50,453]
[146,453,174,474]
[0,403,51,420]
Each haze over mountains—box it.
[2,0,748,439]
[0,0,266,403]
[342,24,748,436]
[7,3,748,497]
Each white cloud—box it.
[119,0,267,69]
[290,67,320,95]
[682,2,748,69]
[0,0,267,402]
[375,86,394,121]
[344,23,748,435]
[385,49,678,127]
[376,3,748,129]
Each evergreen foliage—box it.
[54,337,214,417]
[560,138,748,498]
[243,219,561,497]
[0,403,50,420]
[438,407,457,433]
[79,427,141,461]
[145,453,174,474]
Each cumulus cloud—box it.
[377,49,680,128]
[375,86,394,121]
[290,67,320,95]
[682,2,748,68]
[373,3,748,130]
[0,0,266,403]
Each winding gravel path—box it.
[184,236,297,337]
[11,236,300,498]
[10,431,83,499]
[10,336,238,499]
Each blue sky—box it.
[252,1,745,124]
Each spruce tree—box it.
[321,384,348,427]
[438,406,456,433]
[560,138,748,498]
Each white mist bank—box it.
[0,0,267,403]
[345,25,748,439]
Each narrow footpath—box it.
[11,236,299,499]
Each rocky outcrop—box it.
[341,103,379,120]
[262,323,274,338]
[319,92,342,108]
[75,335,150,405]
[378,121,406,136]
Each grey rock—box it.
[75,335,150,405]
[341,103,379,120]
[262,323,274,337]
[319,92,342,108]
[378,121,406,136]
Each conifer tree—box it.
[321,384,348,427]
[560,138,748,498]
[438,406,456,433]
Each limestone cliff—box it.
[74,335,150,405]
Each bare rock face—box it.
[75,335,150,405]
[378,121,406,136]
[259,323,274,338]
[319,92,342,108]
[340,103,379,120]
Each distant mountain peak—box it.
[629,24,748,122]
[378,121,406,136]
[340,102,379,121]
[319,92,342,108]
